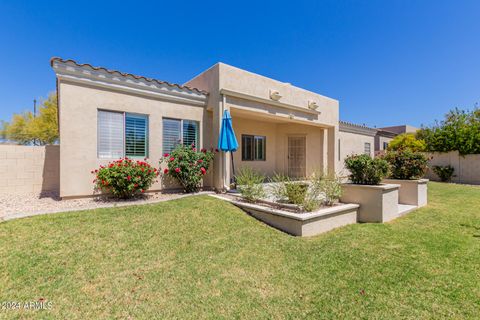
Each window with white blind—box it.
[98,111,125,159]
[162,118,199,154]
[97,110,149,159]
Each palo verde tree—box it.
[1,92,58,145]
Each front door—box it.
[287,136,306,178]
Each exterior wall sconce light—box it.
[308,100,319,110]
[270,90,282,101]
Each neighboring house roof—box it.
[376,129,397,138]
[50,57,208,95]
[379,125,419,134]
[339,120,378,137]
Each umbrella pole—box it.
[230,152,236,188]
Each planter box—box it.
[383,179,428,207]
[211,195,359,237]
[340,183,400,223]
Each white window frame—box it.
[162,117,200,154]
[97,109,149,159]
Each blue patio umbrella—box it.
[218,110,239,185]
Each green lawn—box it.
[1,182,479,319]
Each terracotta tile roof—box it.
[50,57,208,95]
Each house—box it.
[50,58,408,198]
[51,58,338,198]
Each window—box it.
[242,135,266,161]
[98,110,149,159]
[383,142,389,150]
[364,142,371,155]
[162,118,199,154]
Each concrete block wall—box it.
[0,145,60,194]
[426,151,480,185]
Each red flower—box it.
[164,168,169,174]
[127,175,131,181]
[141,189,145,193]
[134,183,138,187]
[197,159,203,163]
[170,157,175,162]
[215,148,219,152]
[193,148,197,152]
[175,167,181,173]
[164,153,169,157]
[95,169,98,173]
[201,148,206,153]
[200,167,206,175]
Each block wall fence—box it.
[0,145,60,195]
[426,151,480,185]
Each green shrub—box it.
[383,150,428,179]
[269,174,308,205]
[433,165,455,182]
[92,158,159,199]
[235,167,265,202]
[310,172,342,206]
[285,183,309,205]
[344,154,389,185]
[160,144,215,193]
[270,172,342,211]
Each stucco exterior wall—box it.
[337,131,375,176]
[425,151,480,185]
[58,80,207,198]
[218,63,339,127]
[375,135,393,152]
[232,117,277,176]
[0,145,59,195]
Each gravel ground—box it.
[0,191,212,221]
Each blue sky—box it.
[1,0,479,128]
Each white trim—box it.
[220,88,321,116]
[52,60,208,107]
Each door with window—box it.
[287,136,306,178]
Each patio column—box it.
[326,126,338,175]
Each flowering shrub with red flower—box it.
[160,144,215,193]
[91,158,159,199]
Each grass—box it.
[0,182,479,319]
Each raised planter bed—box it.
[340,183,400,223]
[383,179,428,207]
[211,195,359,237]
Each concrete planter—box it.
[383,179,428,207]
[340,183,400,223]
[211,195,359,237]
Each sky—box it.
[0,0,479,128]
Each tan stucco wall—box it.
[231,117,325,178]
[58,80,208,198]
[185,63,339,188]
[0,145,59,194]
[218,63,339,127]
[337,131,375,176]
[425,151,480,185]
[375,135,393,152]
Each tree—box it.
[1,93,58,145]
[387,133,426,152]
[417,107,480,155]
